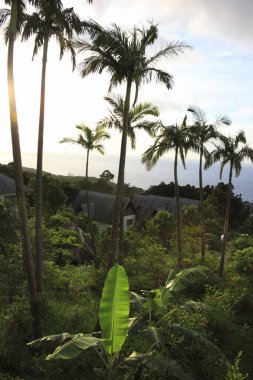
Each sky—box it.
[0,0,253,188]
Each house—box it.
[0,173,30,200]
[131,194,199,218]
[71,190,200,228]
[71,190,137,230]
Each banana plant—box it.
[28,265,223,379]
[131,267,209,324]
[129,267,225,379]
[28,265,130,380]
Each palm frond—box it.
[216,114,232,126]
[142,137,168,170]
[187,105,207,124]
[0,8,11,26]
[147,40,191,65]
[59,137,78,145]
[179,147,186,169]
[235,130,246,146]
[143,67,174,90]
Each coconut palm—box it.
[205,130,253,277]
[142,116,190,267]
[98,95,160,256]
[75,21,190,268]
[21,2,84,292]
[60,124,110,258]
[187,106,231,263]
[0,0,41,335]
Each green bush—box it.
[229,247,253,277]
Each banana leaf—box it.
[166,267,207,293]
[27,333,72,349]
[99,265,130,354]
[46,334,104,360]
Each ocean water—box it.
[1,151,253,202]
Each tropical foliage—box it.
[0,2,253,380]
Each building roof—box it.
[131,194,200,217]
[0,173,30,195]
[71,190,136,224]
[71,190,200,223]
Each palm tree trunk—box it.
[219,164,233,277]
[174,147,182,267]
[85,149,96,259]
[35,35,49,293]
[7,0,39,336]
[118,205,124,265]
[108,79,132,270]
[199,147,206,263]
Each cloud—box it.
[68,0,253,51]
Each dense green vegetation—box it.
[1,1,253,379]
[1,166,253,379]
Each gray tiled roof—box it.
[72,190,200,222]
[71,190,134,224]
[0,173,17,195]
[132,194,200,217]
[0,173,30,195]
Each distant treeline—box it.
[146,181,215,200]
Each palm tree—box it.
[205,130,253,277]
[142,116,190,267]
[0,0,41,336]
[75,21,190,268]
[98,95,160,257]
[187,106,231,263]
[21,2,85,292]
[60,124,110,258]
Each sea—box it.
[1,151,253,203]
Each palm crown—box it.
[98,95,160,149]
[142,116,190,170]
[60,124,110,154]
[0,0,27,41]
[75,21,190,99]
[21,2,82,69]
[187,106,231,157]
[205,130,253,178]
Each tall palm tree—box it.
[0,0,40,336]
[142,116,190,267]
[60,124,110,258]
[187,106,231,263]
[75,21,190,268]
[205,130,253,277]
[98,95,160,257]
[21,1,84,292]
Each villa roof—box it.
[72,190,200,223]
[71,190,136,224]
[0,173,30,195]
[131,194,200,217]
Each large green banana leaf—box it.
[165,267,207,293]
[27,333,72,349]
[46,334,104,360]
[99,265,130,354]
